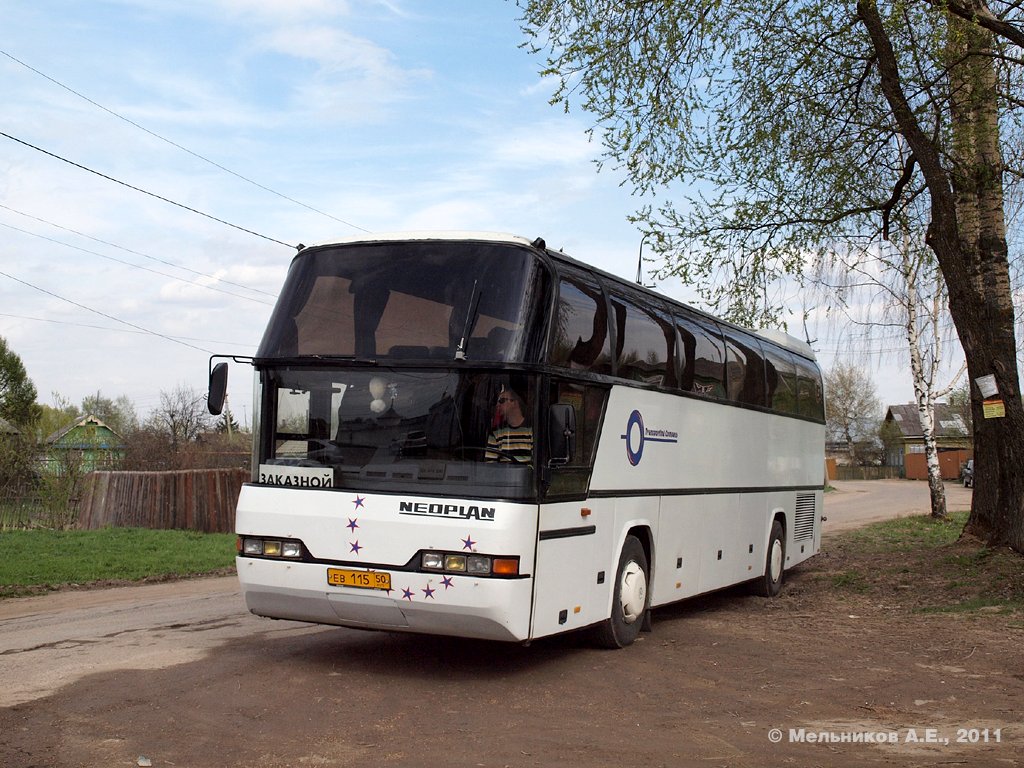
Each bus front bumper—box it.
[236,557,533,643]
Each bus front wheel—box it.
[593,535,648,649]
[752,519,785,597]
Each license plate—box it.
[327,568,392,591]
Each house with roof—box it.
[42,414,125,474]
[882,403,971,480]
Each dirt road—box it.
[823,479,973,533]
[3,481,1018,768]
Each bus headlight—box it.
[444,554,467,572]
[238,536,304,559]
[422,552,445,570]
[415,550,520,577]
[263,540,283,556]
[242,538,263,555]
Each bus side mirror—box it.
[548,403,576,466]
[208,362,228,415]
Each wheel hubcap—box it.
[619,561,647,624]
[769,540,783,583]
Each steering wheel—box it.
[456,445,525,462]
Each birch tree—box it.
[827,232,965,517]
[897,244,965,519]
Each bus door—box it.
[530,379,610,638]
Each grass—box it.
[822,510,1024,615]
[844,510,972,551]
[0,528,236,599]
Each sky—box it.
[0,0,940,428]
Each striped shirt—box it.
[485,425,533,463]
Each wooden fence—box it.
[78,469,248,533]
[831,465,902,481]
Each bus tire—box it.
[752,519,785,597]
[593,535,648,649]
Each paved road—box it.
[0,480,973,709]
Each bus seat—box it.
[474,327,513,360]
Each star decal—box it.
[461,535,476,551]
[401,587,415,601]
[422,585,436,599]
[352,495,365,510]
[441,576,454,590]
[349,540,362,554]
[346,518,359,532]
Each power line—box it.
[0,311,256,348]
[0,220,274,307]
[0,130,296,249]
[0,269,212,354]
[0,48,369,234]
[0,202,277,298]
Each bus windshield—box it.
[259,367,538,500]
[257,240,546,362]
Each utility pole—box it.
[224,393,233,438]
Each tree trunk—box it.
[903,242,948,519]
[919,404,948,519]
[859,0,1024,552]
[945,8,1024,548]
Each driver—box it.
[485,387,533,463]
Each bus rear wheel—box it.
[593,535,648,649]
[752,519,785,597]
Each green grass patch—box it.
[918,597,1021,615]
[823,511,1024,615]
[0,528,236,598]
[844,510,970,552]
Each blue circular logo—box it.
[624,410,645,466]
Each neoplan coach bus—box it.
[208,232,825,648]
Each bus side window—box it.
[545,381,608,498]
[606,287,676,387]
[549,273,611,373]
[677,315,726,399]
[794,356,825,420]
[764,347,799,414]
[724,330,766,407]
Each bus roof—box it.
[301,231,536,250]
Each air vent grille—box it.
[794,493,817,541]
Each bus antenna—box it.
[637,235,650,285]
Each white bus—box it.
[208,232,825,648]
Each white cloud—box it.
[218,0,351,22]
[253,24,432,120]
[488,121,597,168]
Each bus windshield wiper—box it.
[455,279,481,361]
